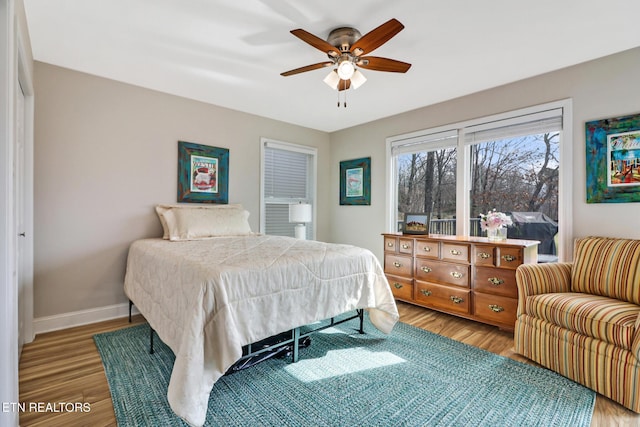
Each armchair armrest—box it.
[634,315,640,361]
[516,262,573,317]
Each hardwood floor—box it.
[18,315,146,426]
[18,303,640,426]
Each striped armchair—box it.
[514,237,640,413]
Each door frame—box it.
[1,1,34,425]
[16,52,34,348]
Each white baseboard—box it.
[33,302,140,335]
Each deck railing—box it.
[429,218,483,236]
[397,218,482,236]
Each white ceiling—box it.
[24,0,640,133]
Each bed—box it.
[123,204,399,427]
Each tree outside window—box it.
[397,147,456,234]
[470,132,559,226]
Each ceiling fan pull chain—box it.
[344,84,347,108]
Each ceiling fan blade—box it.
[281,61,334,76]
[350,18,404,55]
[338,79,351,91]
[290,29,340,58]
[357,56,411,73]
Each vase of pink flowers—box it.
[480,209,512,241]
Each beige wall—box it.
[34,47,640,320]
[33,62,330,318]
[329,47,640,261]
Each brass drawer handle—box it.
[387,242,394,247]
[450,296,464,304]
[420,289,432,297]
[488,277,504,286]
[422,246,431,252]
[450,249,462,256]
[421,266,432,273]
[401,244,410,249]
[393,282,403,289]
[489,304,504,313]
[450,271,463,279]
[502,254,517,262]
[478,252,491,259]
[393,261,402,268]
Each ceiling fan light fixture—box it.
[281,19,410,103]
[337,60,355,80]
[323,70,340,90]
[351,69,367,89]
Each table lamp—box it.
[289,202,312,240]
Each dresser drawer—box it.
[442,243,470,263]
[473,267,517,298]
[415,259,470,288]
[414,239,439,259]
[384,254,413,277]
[497,247,524,269]
[386,274,414,301]
[415,281,470,315]
[398,238,414,255]
[384,236,397,252]
[473,293,517,326]
[473,245,496,267]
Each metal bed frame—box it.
[129,300,365,364]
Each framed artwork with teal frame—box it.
[178,141,229,203]
[339,157,371,205]
[586,113,640,203]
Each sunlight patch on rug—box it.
[284,347,406,382]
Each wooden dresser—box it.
[383,233,539,330]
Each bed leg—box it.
[358,309,364,334]
[149,326,155,354]
[128,300,133,323]
[292,327,300,363]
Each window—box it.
[261,138,317,239]
[392,130,457,234]
[387,101,572,261]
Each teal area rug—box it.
[94,316,595,426]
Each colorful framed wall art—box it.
[586,113,640,203]
[339,157,371,205]
[178,141,229,203]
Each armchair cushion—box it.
[572,237,640,304]
[515,262,572,316]
[524,292,639,350]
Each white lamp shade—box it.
[323,70,340,90]
[351,69,367,89]
[289,203,312,223]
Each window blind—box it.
[391,129,458,155]
[263,147,309,200]
[463,108,563,145]
[262,141,315,239]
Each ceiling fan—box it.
[281,18,411,104]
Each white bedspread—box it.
[123,235,399,426]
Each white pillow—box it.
[155,204,244,239]
[161,205,253,241]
